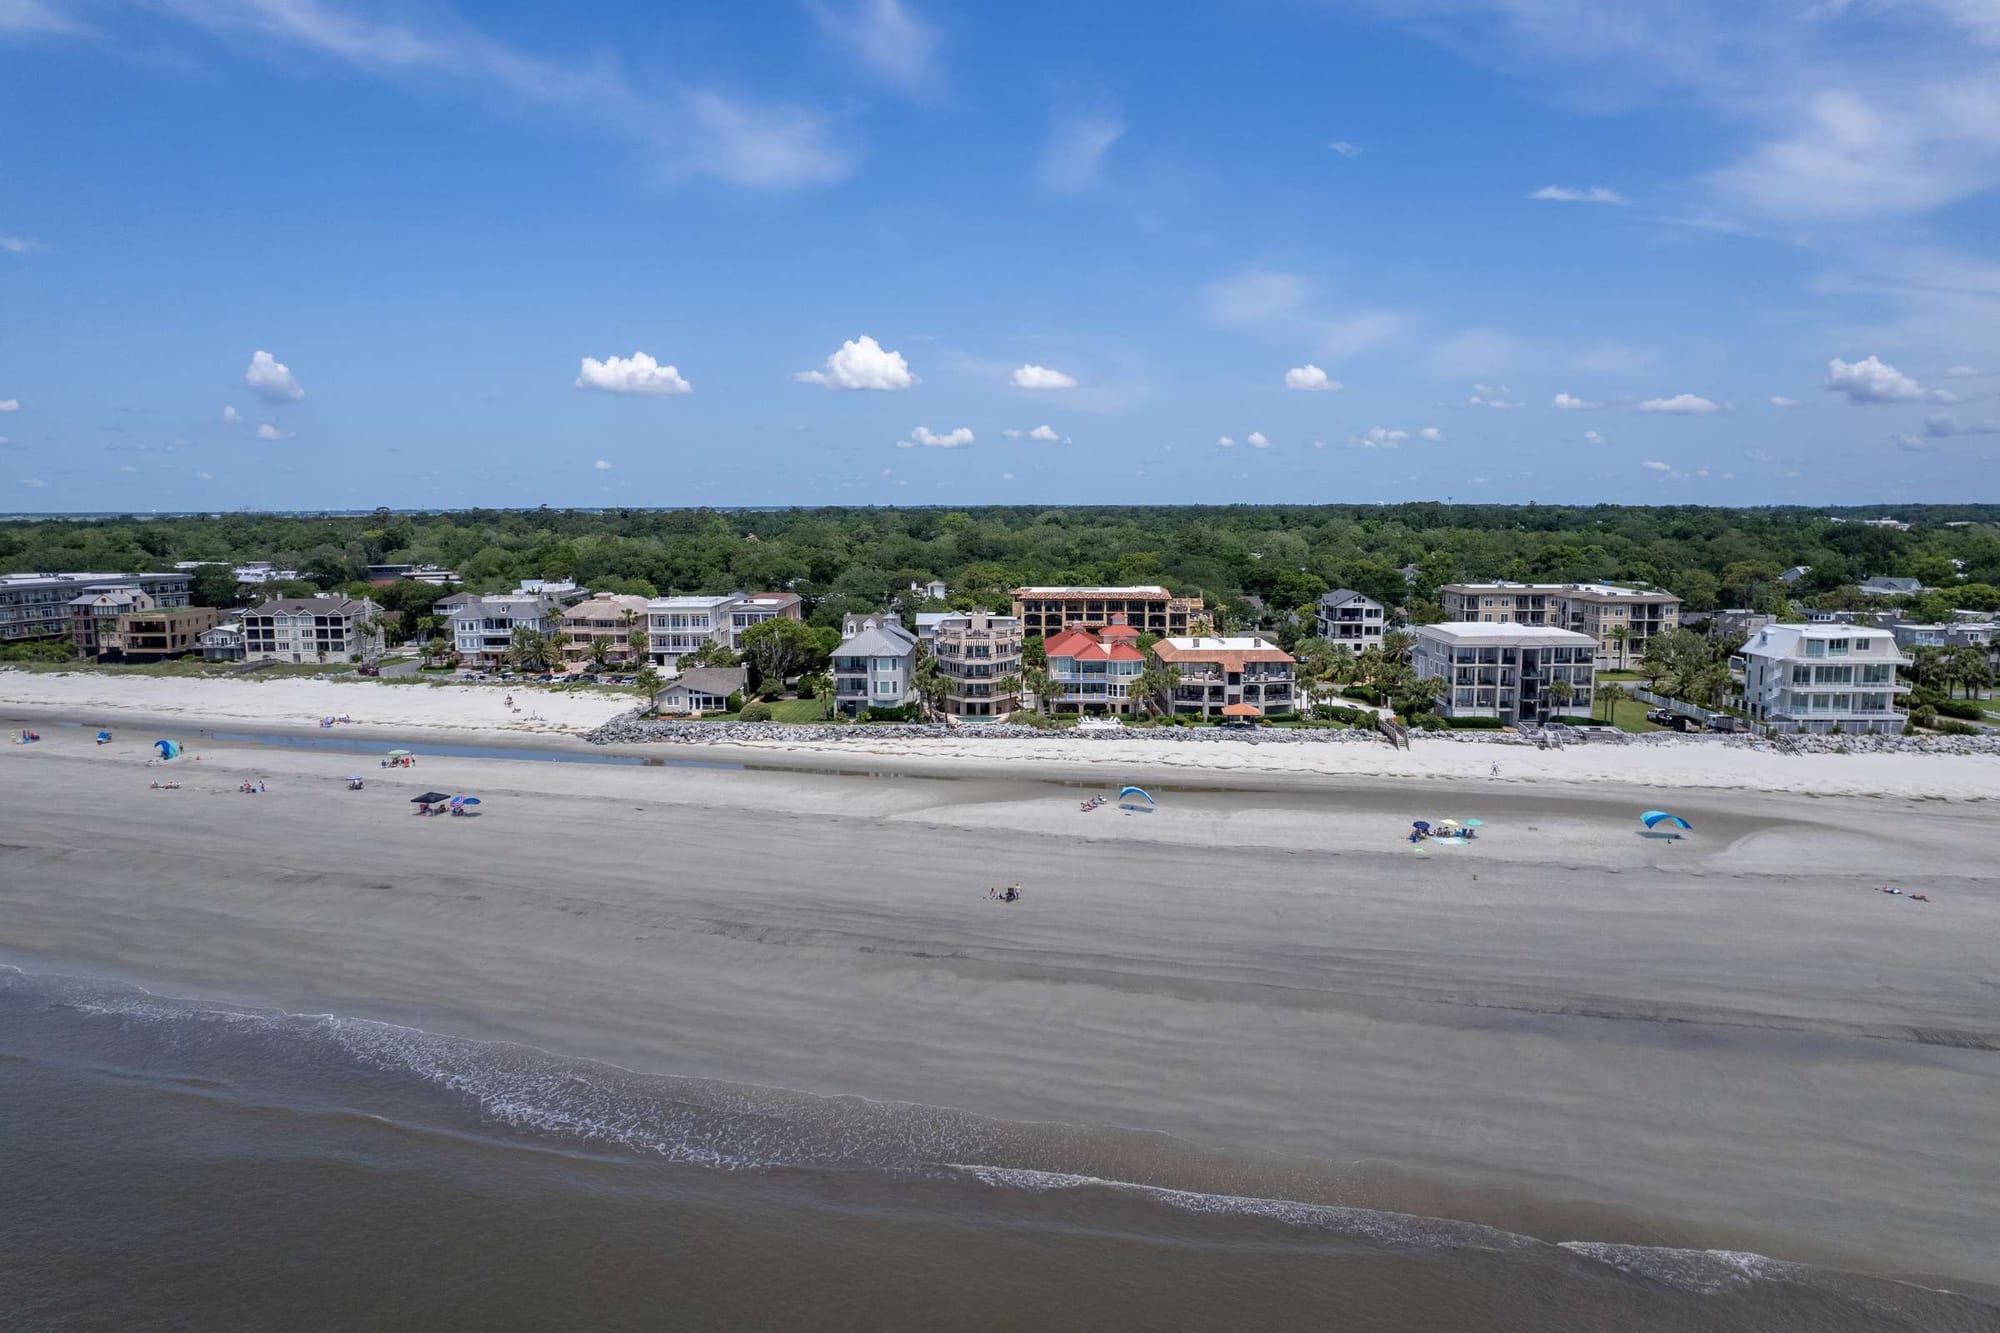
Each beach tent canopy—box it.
[1412,820,1431,831]
[411,791,452,804]
[1117,786,1156,809]
[386,749,413,759]
[1641,810,1693,830]
[1220,702,1261,719]
[451,795,480,805]
[96,730,112,742]
[153,739,181,759]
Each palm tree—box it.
[811,672,836,719]
[588,636,613,671]
[994,670,1022,715]
[912,645,947,718]
[1607,624,1633,672]
[622,609,647,668]
[1545,677,1575,719]
[1022,665,1052,715]
[1132,661,1181,718]
[1597,681,1628,724]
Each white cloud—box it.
[1418,426,1443,441]
[575,351,693,396]
[1769,395,1801,407]
[1010,363,1077,390]
[244,350,303,402]
[1284,363,1341,391]
[1312,439,1327,450]
[1001,428,1023,439]
[1584,429,1606,445]
[1925,413,2000,437]
[1216,435,1236,449]
[1529,185,1627,205]
[806,0,938,93]
[1247,431,1270,449]
[1641,460,1672,471]
[222,405,242,424]
[196,471,214,481]
[1038,112,1125,193]
[0,236,43,254]
[20,478,46,488]
[1208,269,1412,359]
[0,398,17,412]
[795,335,916,391]
[1823,354,1950,404]
[1328,140,1363,158]
[1551,392,1600,410]
[255,423,293,441]
[1943,365,1985,378]
[1468,383,1522,408]
[1001,471,1014,480]
[899,425,973,449]
[1638,393,1720,415]
[118,465,137,473]
[1350,426,1409,449]
[594,459,614,470]
[1027,425,1061,442]
[1894,432,1937,452]
[1431,332,1520,379]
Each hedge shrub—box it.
[738,701,773,722]
[1444,714,1505,729]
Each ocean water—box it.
[3,965,1994,1332]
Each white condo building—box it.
[1738,624,1909,734]
[1411,622,1597,726]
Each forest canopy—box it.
[5,504,1998,631]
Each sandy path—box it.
[2,725,1996,1284]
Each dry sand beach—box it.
[3,672,1999,1314]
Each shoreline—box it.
[3,719,1998,1284]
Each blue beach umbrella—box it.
[154,739,181,760]
[453,796,480,806]
[1118,786,1156,811]
[1641,810,1692,831]
[1412,820,1431,831]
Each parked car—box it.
[356,663,380,677]
[1645,708,1675,725]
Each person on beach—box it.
[1490,762,1500,777]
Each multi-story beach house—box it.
[1011,585,1209,639]
[931,610,1023,718]
[1151,635,1296,720]
[200,621,246,662]
[0,571,191,646]
[644,591,803,672]
[830,611,918,717]
[452,592,561,670]
[70,587,155,657]
[239,596,383,664]
[1314,588,1387,653]
[97,605,220,661]
[559,594,652,672]
[1042,620,1145,715]
[1439,581,1679,669]
[1737,624,1908,734]
[1411,622,1598,726]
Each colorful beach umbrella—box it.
[153,739,181,759]
[1412,820,1431,831]
[1640,810,1692,831]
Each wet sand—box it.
[2,725,1996,1284]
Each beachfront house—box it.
[653,665,748,716]
[69,587,154,658]
[560,594,652,672]
[1738,624,1909,734]
[98,605,221,661]
[1042,620,1145,715]
[644,591,802,673]
[931,610,1023,718]
[1,571,191,648]
[1314,588,1387,653]
[831,611,918,717]
[1440,581,1679,670]
[451,592,561,671]
[1150,635,1296,721]
[200,621,245,662]
[725,592,804,649]
[1011,585,1209,638]
[239,595,384,664]
[1411,622,1597,726]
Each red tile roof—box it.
[1044,626,1145,663]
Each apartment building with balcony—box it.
[1151,635,1296,720]
[1411,622,1598,726]
[1738,624,1909,734]
[932,610,1023,718]
[1314,588,1387,652]
[559,594,652,672]
[1440,581,1679,669]
[725,591,804,647]
[830,611,918,717]
[452,593,561,670]
[1042,620,1145,715]
[239,596,383,664]
[0,571,192,645]
[1012,585,1208,639]
[643,591,802,672]
[70,587,155,657]
[99,605,221,661]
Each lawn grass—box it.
[1601,697,1665,733]
[767,697,829,723]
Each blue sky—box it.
[3,0,1999,512]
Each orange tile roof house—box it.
[1149,635,1297,720]
[1042,620,1146,714]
